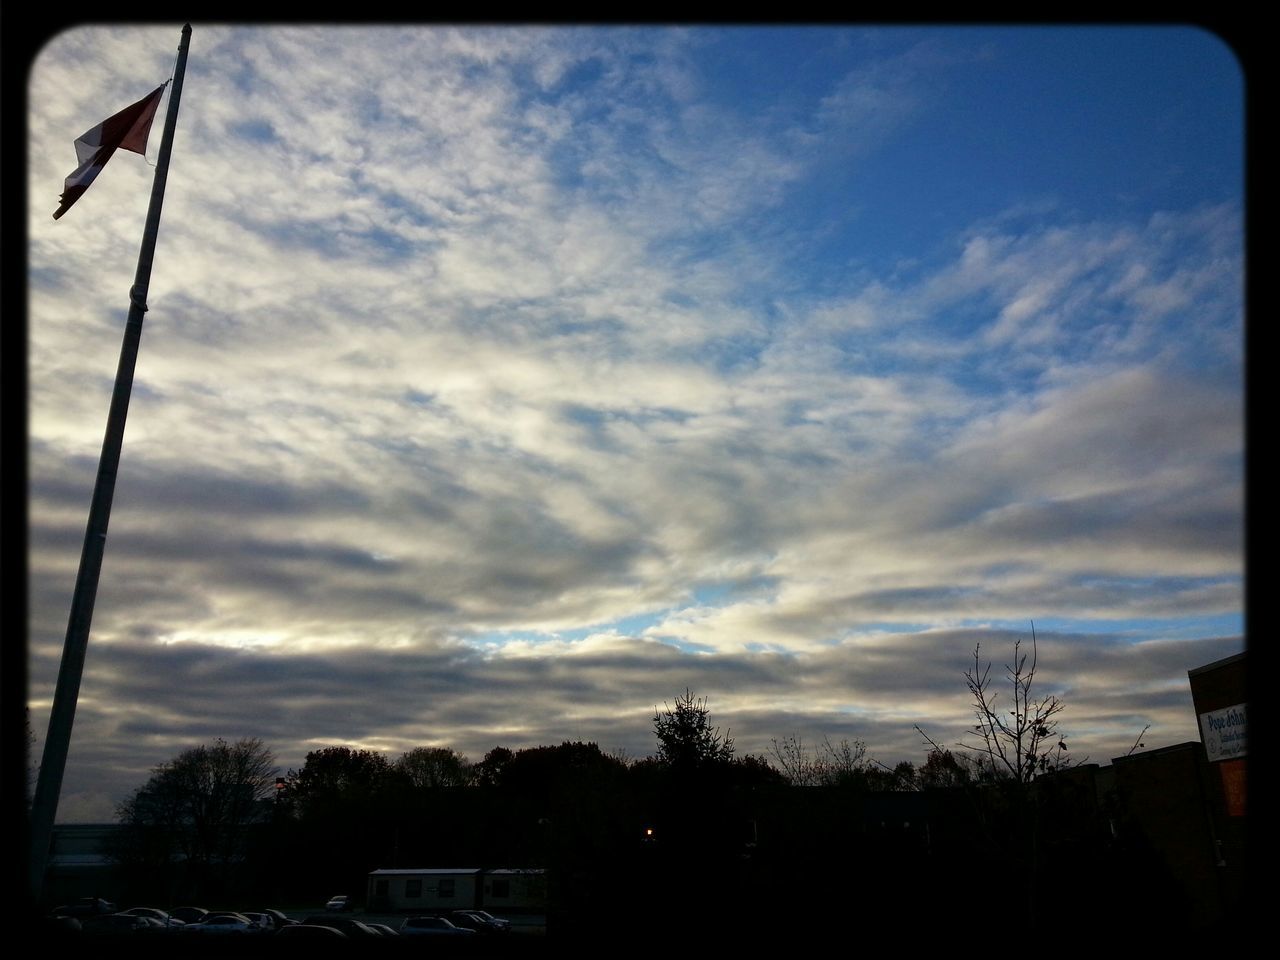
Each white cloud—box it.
[24,25,1243,821]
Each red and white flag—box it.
[54,84,166,220]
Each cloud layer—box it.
[25,25,1243,820]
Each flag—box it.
[54,84,166,220]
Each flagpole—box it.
[28,23,193,910]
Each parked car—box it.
[365,923,400,937]
[324,894,353,911]
[302,915,384,939]
[184,911,259,934]
[80,913,166,936]
[121,906,186,928]
[240,911,276,933]
[52,897,117,918]
[446,912,490,935]
[169,906,209,925]
[450,909,512,933]
[399,916,477,937]
[261,908,298,928]
[276,924,348,941]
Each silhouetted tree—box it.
[376,747,478,866]
[395,746,474,789]
[283,745,395,897]
[729,753,788,788]
[917,748,975,790]
[769,735,823,786]
[768,734,882,788]
[474,746,515,787]
[918,626,1080,929]
[285,745,392,815]
[818,737,870,787]
[962,627,1073,783]
[491,742,635,931]
[111,737,277,899]
[653,689,734,772]
[862,759,918,791]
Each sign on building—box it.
[1197,703,1246,761]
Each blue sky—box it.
[24,24,1243,820]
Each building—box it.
[366,867,546,913]
[1187,651,1247,916]
[42,823,122,908]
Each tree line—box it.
[95,636,1188,940]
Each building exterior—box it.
[1187,651,1247,917]
[1188,652,1246,819]
[42,823,122,908]
[1109,741,1224,928]
[1074,650,1248,932]
[481,869,548,912]
[366,867,546,913]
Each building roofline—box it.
[1188,650,1246,677]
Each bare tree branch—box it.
[959,624,1075,783]
[1126,724,1150,757]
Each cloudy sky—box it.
[24,24,1243,821]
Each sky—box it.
[21,24,1244,822]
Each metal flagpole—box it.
[28,23,193,910]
